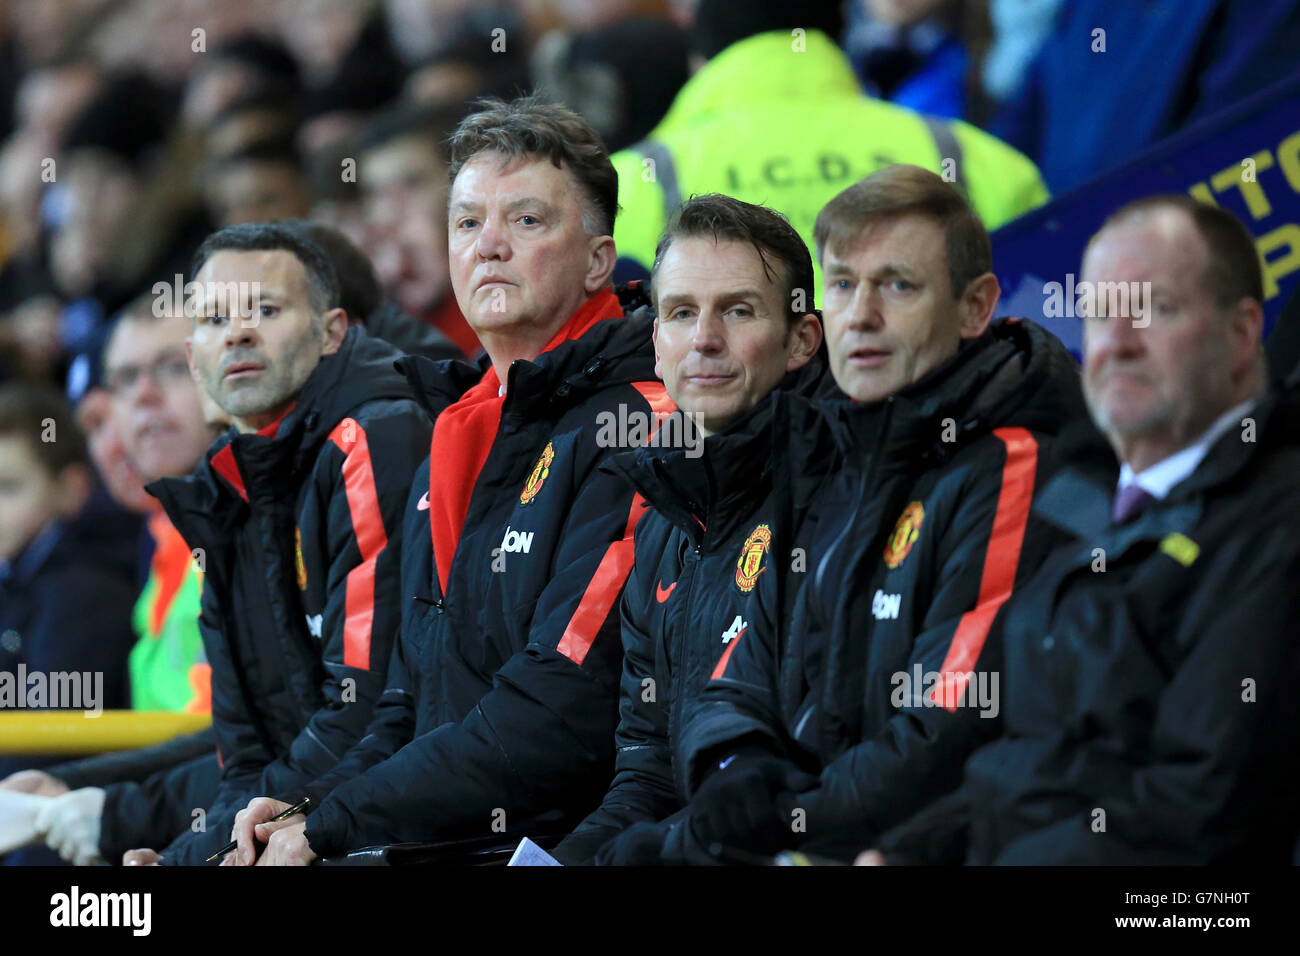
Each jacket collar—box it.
[399,283,658,428]
[1164,384,1288,499]
[148,326,414,545]
[0,522,63,586]
[611,401,770,547]
[1034,380,1295,540]
[259,324,415,457]
[821,318,1083,467]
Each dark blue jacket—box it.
[0,497,139,865]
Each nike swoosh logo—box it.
[417,492,430,511]
[656,580,676,603]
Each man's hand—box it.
[225,797,295,866]
[35,787,105,865]
[595,821,670,866]
[687,754,818,857]
[253,820,316,866]
[855,850,889,866]
[0,769,69,797]
[123,848,162,866]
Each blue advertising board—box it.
[993,69,1300,357]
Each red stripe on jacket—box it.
[330,418,387,670]
[929,426,1039,710]
[208,404,296,502]
[632,379,677,434]
[556,492,647,666]
[556,380,676,665]
[710,626,749,680]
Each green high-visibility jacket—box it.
[613,29,1050,285]
[127,513,208,713]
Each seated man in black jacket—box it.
[122,222,433,865]
[551,194,827,865]
[4,228,458,867]
[672,164,1085,863]
[863,196,1300,865]
[226,96,674,865]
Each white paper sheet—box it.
[0,790,51,854]
[506,836,562,866]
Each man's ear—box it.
[584,235,618,295]
[185,339,203,387]
[320,308,349,354]
[1227,296,1264,378]
[652,316,664,381]
[786,312,823,371]
[958,272,1000,339]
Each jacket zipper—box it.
[812,397,895,609]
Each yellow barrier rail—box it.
[0,712,211,755]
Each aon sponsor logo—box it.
[872,589,902,620]
[500,526,534,554]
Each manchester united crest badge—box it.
[735,523,773,592]
[520,441,554,505]
[294,526,307,590]
[883,501,925,569]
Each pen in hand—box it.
[205,797,312,863]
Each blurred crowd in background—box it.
[0,0,1296,747]
[3,0,1298,401]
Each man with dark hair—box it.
[203,90,300,160]
[117,221,434,865]
[181,33,302,132]
[672,165,1084,863]
[865,195,1300,865]
[552,194,828,865]
[358,104,478,356]
[188,221,341,317]
[612,0,1049,283]
[226,96,671,865]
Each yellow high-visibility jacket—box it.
[613,29,1050,286]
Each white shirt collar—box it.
[1117,398,1256,500]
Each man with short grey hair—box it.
[227,96,671,865]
